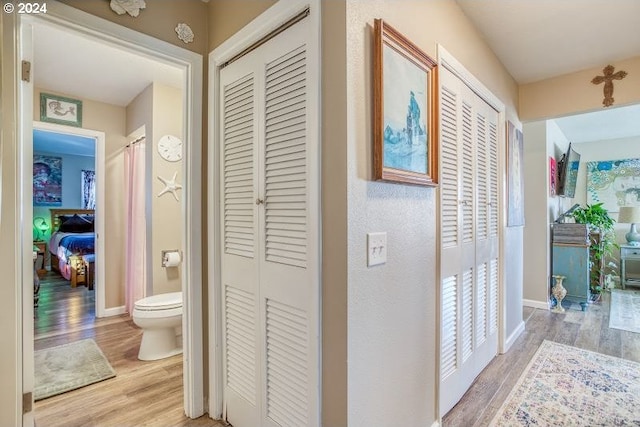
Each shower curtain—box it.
[124,140,146,314]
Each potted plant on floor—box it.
[571,202,619,299]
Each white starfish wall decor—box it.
[157,172,182,202]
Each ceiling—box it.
[554,103,640,144]
[32,3,639,144]
[34,129,95,157]
[34,23,183,107]
[455,0,640,143]
[455,0,640,84]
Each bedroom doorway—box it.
[32,122,105,331]
[14,3,205,425]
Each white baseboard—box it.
[102,305,126,317]
[523,299,549,310]
[502,320,525,354]
[430,421,440,427]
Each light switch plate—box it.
[367,232,387,266]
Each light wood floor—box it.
[35,273,639,427]
[34,272,226,427]
[443,290,640,427]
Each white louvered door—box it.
[439,66,500,416]
[220,16,319,427]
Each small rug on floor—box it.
[490,340,640,426]
[35,339,116,401]
[609,289,640,333]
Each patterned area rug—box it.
[609,289,640,333]
[35,339,116,401]
[490,340,640,426]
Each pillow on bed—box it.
[59,214,94,233]
[80,215,95,224]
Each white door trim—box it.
[208,0,322,418]
[15,2,204,420]
[436,44,507,419]
[32,121,106,318]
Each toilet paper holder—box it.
[161,249,182,267]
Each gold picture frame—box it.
[373,19,438,186]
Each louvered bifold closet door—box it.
[474,95,500,362]
[221,14,319,427]
[439,67,501,416]
[220,54,261,427]
[258,18,318,427]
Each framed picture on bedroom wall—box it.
[40,92,83,127]
[507,121,524,226]
[373,18,438,186]
[33,155,62,206]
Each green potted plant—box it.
[570,202,618,297]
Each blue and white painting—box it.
[383,43,428,174]
[587,158,640,212]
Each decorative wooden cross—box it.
[591,65,628,107]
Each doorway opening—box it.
[32,123,104,339]
[16,3,204,424]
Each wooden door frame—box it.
[12,3,204,423]
[208,0,322,419]
[436,45,507,420]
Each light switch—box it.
[367,232,387,266]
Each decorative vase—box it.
[551,275,567,313]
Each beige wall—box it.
[343,0,519,424]
[34,88,128,309]
[208,0,277,50]
[60,0,208,56]
[321,2,348,425]
[523,120,572,306]
[520,56,640,121]
[151,84,184,295]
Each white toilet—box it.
[132,292,183,361]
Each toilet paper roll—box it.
[164,251,181,267]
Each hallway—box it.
[443,291,640,426]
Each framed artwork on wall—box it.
[33,155,62,206]
[40,92,83,127]
[549,156,557,197]
[507,121,524,226]
[587,158,640,212]
[373,19,438,186]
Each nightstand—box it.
[620,244,640,289]
[33,241,47,276]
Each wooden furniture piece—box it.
[68,255,87,288]
[33,241,47,277]
[620,244,640,289]
[48,208,95,273]
[84,254,95,290]
[552,243,590,311]
[552,224,590,311]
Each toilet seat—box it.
[134,291,182,311]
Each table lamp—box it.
[33,217,50,241]
[617,206,640,246]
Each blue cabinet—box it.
[552,243,590,311]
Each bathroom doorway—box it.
[15,3,204,424]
